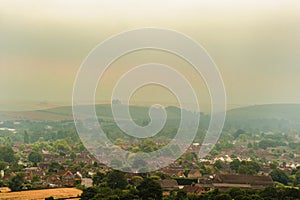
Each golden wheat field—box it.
[0,188,82,200]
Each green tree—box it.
[281,187,300,199]
[93,188,116,199]
[70,152,76,160]
[107,170,128,189]
[238,165,255,175]
[137,178,163,200]
[227,187,245,199]
[81,186,100,200]
[259,187,278,199]
[295,170,300,186]
[131,175,143,186]
[270,169,289,185]
[54,139,71,152]
[4,136,13,147]
[141,138,157,152]
[24,131,30,144]
[48,162,64,173]
[119,188,139,199]
[0,161,8,170]
[270,161,279,170]
[176,189,187,200]
[200,165,212,175]
[215,193,231,200]
[8,173,25,191]
[213,160,224,170]
[230,159,241,172]
[258,139,284,150]
[32,174,40,183]
[0,146,17,163]
[92,170,106,186]
[238,161,260,175]
[233,129,246,139]
[28,151,43,164]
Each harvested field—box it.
[0,188,82,200]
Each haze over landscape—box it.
[1,1,300,200]
[1,0,300,111]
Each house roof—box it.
[188,169,201,176]
[47,174,60,180]
[213,183,252,189]
[216,174,273,186]
[62,170,73,177]
[183,185,203,194]
[156,179,179,190]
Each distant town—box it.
[0,104,300,199]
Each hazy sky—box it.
[1,0,300,111]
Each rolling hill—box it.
[1,103,300,131]
[225,104,300,130]
[0,104,183,121]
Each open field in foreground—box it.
[0,188,82,200]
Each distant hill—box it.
[225,104,300,131]
[1,103,300,131]
[0,104,183,121]
[227,104,300,120]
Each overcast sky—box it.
[1,0,300,111]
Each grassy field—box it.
[0,188,82,200]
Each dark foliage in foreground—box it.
[81,172,300,200]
